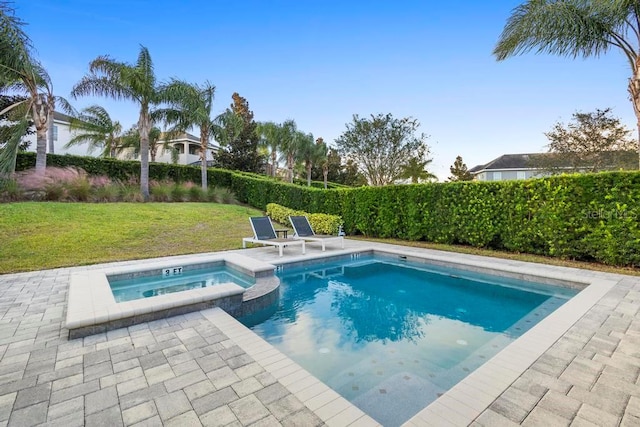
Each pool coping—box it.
[218,246,620,427]
[65,252,279,339]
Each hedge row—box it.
[335,173,640,267]
[15,153,640,266]
[265,203,342,234]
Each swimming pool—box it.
[109,266,255,302]
[241,253,577,426]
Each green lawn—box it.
[2,202,638,276]
[0,202,263,273]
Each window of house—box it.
[517,171,526,180]
[188,144,199,155]
[174,144,184,154]
[493,171,502,181]
[53,125,58,141]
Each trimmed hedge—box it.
[337,173,640,267]
[266,203,342,234]
[15,153,640,266]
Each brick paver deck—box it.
[1,241,639,426]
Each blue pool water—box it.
[109,267,254,302]
[241,254,577,426]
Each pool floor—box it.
[241,256,576,426]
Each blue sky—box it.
[17,0,636,179]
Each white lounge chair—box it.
[289,215,344,251]
[242,216,305,257]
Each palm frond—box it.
[494,0,636,61]
[0,115,30,175]
[0,3,33,85]
[71,75,133,101]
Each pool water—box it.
[241,255,577,426]
[109,267,255,302]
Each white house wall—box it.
[24,119,95,157]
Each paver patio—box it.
[0,239,638,426]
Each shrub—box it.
[266,203,342,234]
[0,179,23,202]
[208,186,236,204]
[92,183,121,202]
[150,181,172,202]
[185,182,206,202]
[170,183,188,202]
[43,182,66,201]
[66,176,92,202]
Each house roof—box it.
[53,111,73,122]
[162,132,200,143]
[469,151,638,174]
[469,153,550,173]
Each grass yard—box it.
[2,202,638,277]
[0,202,263,273]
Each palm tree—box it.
[212,110,243,160]
[494,0,640,168]
[118,126,167,162]
[0,4,70,174]
[71,46,165,200]
[400,151,436,184]
[279,120,304,183]
[316,138,330,189]
[157,80,216,190]
[299,136,326,186]
[256,121,281,177]
[65,105,122,157]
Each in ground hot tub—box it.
[65,253,279,338]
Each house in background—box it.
[470,151,637,181]
[24,113,218,165]
[469,153,549,181]
[153,132,218,165]
[24,111,87,156]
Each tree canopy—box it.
[538,108,637,172]
[448,155,474,181]
[214,92,262,173]
[335,113,430,186]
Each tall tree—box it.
[494,0,640,168]
[256,121,281,177]
[0,3,70,174]
[72,46,166,200]
[278,120,304,183]
[65,105,122,157]
[316,138,330,188]
[539,108,637,172]
[215,92,261,172]
[158,80,217,190]
[342,159,367,186]
[299,135,326,186]
[335,113,430,186]
[448,155,474,181]
[311,147,342,183]
[399,148,436,183]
